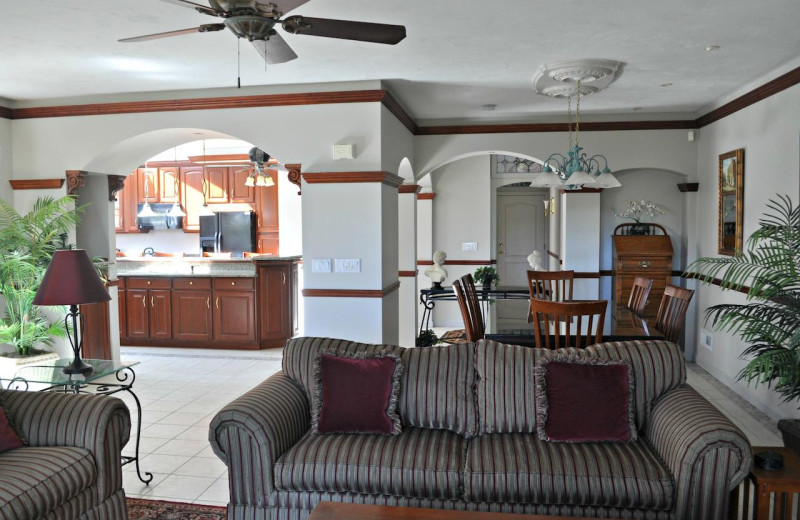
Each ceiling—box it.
[3,0,799,122]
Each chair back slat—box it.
[655,284,694,343]
[527,270,575,302]
[453,274,486,342]
[627,275,654,317]
[531,299,607,349]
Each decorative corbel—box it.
[285,163,302,195]
[65,170,87,195]
[108,175,127,201]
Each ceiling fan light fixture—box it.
[263,173,275,187]
[244,174,256,187]
[224,15,277,40]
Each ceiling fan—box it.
[120,0,407,65]
[240,147,282,187]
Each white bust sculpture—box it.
[424,250,448,288]
[527,250,543,271]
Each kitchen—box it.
[114,139,302,350]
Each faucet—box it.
[142,247,155,257]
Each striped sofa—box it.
[0,389,131,520]
[210,338,752,520]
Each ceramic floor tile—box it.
[122,471,167,498]
[140,423,191,438]
[153,439,209,457]
[196,445,220,459]
[123,436,170,455]
[174,456,228,478]
[138,453,192,474]
[159,411,208,426]
[143,475,216,500]
[145,399,195,412]
[196,478,230,504]
[174,425,211,442]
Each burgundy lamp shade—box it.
[33,250,111,306]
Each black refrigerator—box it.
[199,211,258,257]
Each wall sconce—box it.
[543,199,550,217]
[550,197,556,214]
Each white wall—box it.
[278,172,302,257]
[693,82,800,420]
[116,230,201,256]
[0,118,11,203]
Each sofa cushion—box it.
[399,343,477,436]
[0,446,97,520]
[475,340,587,434]
[0,406,23,452]
[585,340,686,430]
[283,337,406,400]
[464,433,674,510]
[274,427,465,500]
[312,352,403,435]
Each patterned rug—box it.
[439,329,468,344]
[127,498,226,519]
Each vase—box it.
[629,224,650,236]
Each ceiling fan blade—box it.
[282,16,406,45]
[119,23,225,43]
[252,33,298,64]
[158,0,221,16]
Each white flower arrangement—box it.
[614,200,665,223]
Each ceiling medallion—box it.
[542,84,599,99]
[532,59,624,96]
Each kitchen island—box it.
[117,256,299,350]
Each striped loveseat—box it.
[210,338,752,520]
[0,389,131,520]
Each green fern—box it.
[686,194,800,405]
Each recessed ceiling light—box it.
[660,83,673,87]
[705,45,720,52]
[481,104,497,111]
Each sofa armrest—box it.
[209,371,309,505]
[0,389,131,502]
[645,384,752,520]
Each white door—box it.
[496,190,548,331]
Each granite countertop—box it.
[116,256,300,278]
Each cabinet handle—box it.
[151,296,154,307]
[189,281,193,286]
[282,272,286,284]
[639,261,651,268]
[206,297,210,309]
[142,297,146,308]
[216,297,219,309]
[231,281,235,286]
[147,280,151,285]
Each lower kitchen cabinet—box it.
[213,290,256,343]
[124,278,172,341]
[172,289,213,341]
[256,260,298,348]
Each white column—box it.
[398,184,419,347]
[560,190,601,300]
[302,172,401,345]
[416,192,435,329]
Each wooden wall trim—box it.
[573,272,601,279]
[399,184,422,194]
[417,192,436,200]
[9,179,65,190]
[399,270,418,277]
[303,281,401,298]
[302,171,404,188]
[65,170,87,195]
[560,187,603,194]
[677,182,700,192]
[10,89,388,120]
[0,106,12,120]
[682,272,750,295]
[695,66,800,127]
[417,259,496,266]
[380,91,417,134]
[547,250,561,264]
[415,120,697,136]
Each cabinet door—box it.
[172,290,213,341]
[159,167,181,204]
[255,170,279,232]
[258,265,289,341]
[229,168,255,203]
[125,289,149,339]
[118,288,127,337]
[256,232,279,255]
[205,167,229,203]
[137,168,160,203]
[181,166,205,232]
[116,174,139,233]
[213,290,256,342]
[149,289,172,339]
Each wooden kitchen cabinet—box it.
[124,278,172,341]
[256,260,298,348]
[137,168,160,203]
[255,170,279,233]
[159,167,181,203]
[613,232,674,321]
[115,174,139,234]
[229,168,256,203]
[204,167,229,203]
[181,166,206,232]
[117,278,127,337]
[256,232,279,256]
[172,277,213,341]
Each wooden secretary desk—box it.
[612,224,674,321]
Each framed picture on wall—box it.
[718,148,744,255]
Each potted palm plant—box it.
[473,266,500,289]
[0,196,84,374]
[687,194,800,451]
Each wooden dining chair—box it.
[627,275,654,317]
[530,299,607,349]
[655,284,695,343]
[453,274,485,342]
[527,270,574,302]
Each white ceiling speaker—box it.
[532,59,624,97]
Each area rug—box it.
[127,498,226,519]
[439,329,468,344]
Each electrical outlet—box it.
[462,242,478,251]
[311,259,331,273]
[335,258,360,273]
[700,328,714,351]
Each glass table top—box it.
[1,358,139,387]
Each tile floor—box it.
[114,345,783,506]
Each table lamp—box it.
[33,249,111,375]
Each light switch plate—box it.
[462,242,478,251]
[700,328,714,351]
[335,258,360,273]
[311,258,332,273]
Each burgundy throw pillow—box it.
[535,355,636,443]
[0,406,23,452]
[312,352,403,435]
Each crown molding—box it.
[398,184,421,194]
[302,171,404,188]
[9,179,65,190]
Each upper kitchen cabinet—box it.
[159,167,181,203]
[181,166,206,232]
[229,168,256,204]
[204,167,229,203]
[255,170,279,233]
[115,174,139,234]
[137,168,160,203]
